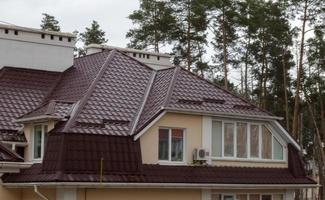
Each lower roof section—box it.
[2,163,316,186]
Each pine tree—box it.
[209,0,239,90]
[80,20,108,46]
[40,13,60,31]
[126,0,175,52]
[291,0,325,139]
[169,0,209,71]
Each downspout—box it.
[34,185,49,200]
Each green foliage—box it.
[40,13,60,31]
[80,20,108,46]
[126,0,176,52]
[169,0,209,70]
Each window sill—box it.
[211,157,286,163]
[31,159,42,163]
[158,160,187,166]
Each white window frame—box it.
[158,127,186,165]
[212,193,284,200]
[31,124,48,162]
[211,119,286,162]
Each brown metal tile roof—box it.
[0,142,23,162]
[64,50,154,136]
[2,132,315,185]
[0,67,60,141]
[20,100,75,120]
[167,68,273,117]
[41,131,142,174]
[2,163,315,185]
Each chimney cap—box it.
[0,24,76,38]
[86,44,172,58]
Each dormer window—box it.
[32,124,48,161]
[211,120,285,161]
[158,128,185,163]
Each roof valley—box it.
[162,66,180,108]
[129,70,157,135]
[62,50,116,132]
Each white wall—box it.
[0,27,75,72]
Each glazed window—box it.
[211,121,285,161]
[32,124,48,160]
[237,122,248,158]
[212,194,282,200]
[250,124,259,158]
[224,123,235,157]
[158,128,185,163]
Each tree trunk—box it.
[282,47,290,131]
[305,91,325,200]
[244,35,251,99]
[259,29,266,108]
[186,0,191,71]
[292,0,308,138]
[222,5,228,90]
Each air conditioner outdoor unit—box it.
[193,148,209,161]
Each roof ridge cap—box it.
[129,70,157,135]
[62,50,117,132]
[163,66,180,107]
[113,49,155,71]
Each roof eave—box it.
[164,107,283,121]
[2,182,319,189]
[15,115,64,124]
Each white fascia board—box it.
[3,182,319,189]
[164,108,283,121]
[270,120,300,150]
[0,162,32,169]
[133,111,166,141]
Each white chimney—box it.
[0,24,76,72]
[85,44,173,70]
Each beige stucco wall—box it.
[212,160,288,168]
[23,120,56,162]
[140,112,202,164]
[0,185,21,200]
[0,185,56,200]
[77,188,201,200]
[21,188,56,200]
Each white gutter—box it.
[0,162,32,169]
[34,185,49,200]
[4,182,319,189]
[271,120,300,150]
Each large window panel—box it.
[171,129,184,161]
[262,126,272,159]
[237,123,247,158]
[273,137,284,160]
[249,194,260,200]
[158,129,169,161]
[212,121,222,157]
[250,124,259,158]
[33,125,42,159]
[224,123,234,157]
[261,195,272,200]
[273,194,283,200]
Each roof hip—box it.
[62,50,117,132]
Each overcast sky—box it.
[0,0,140,47]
